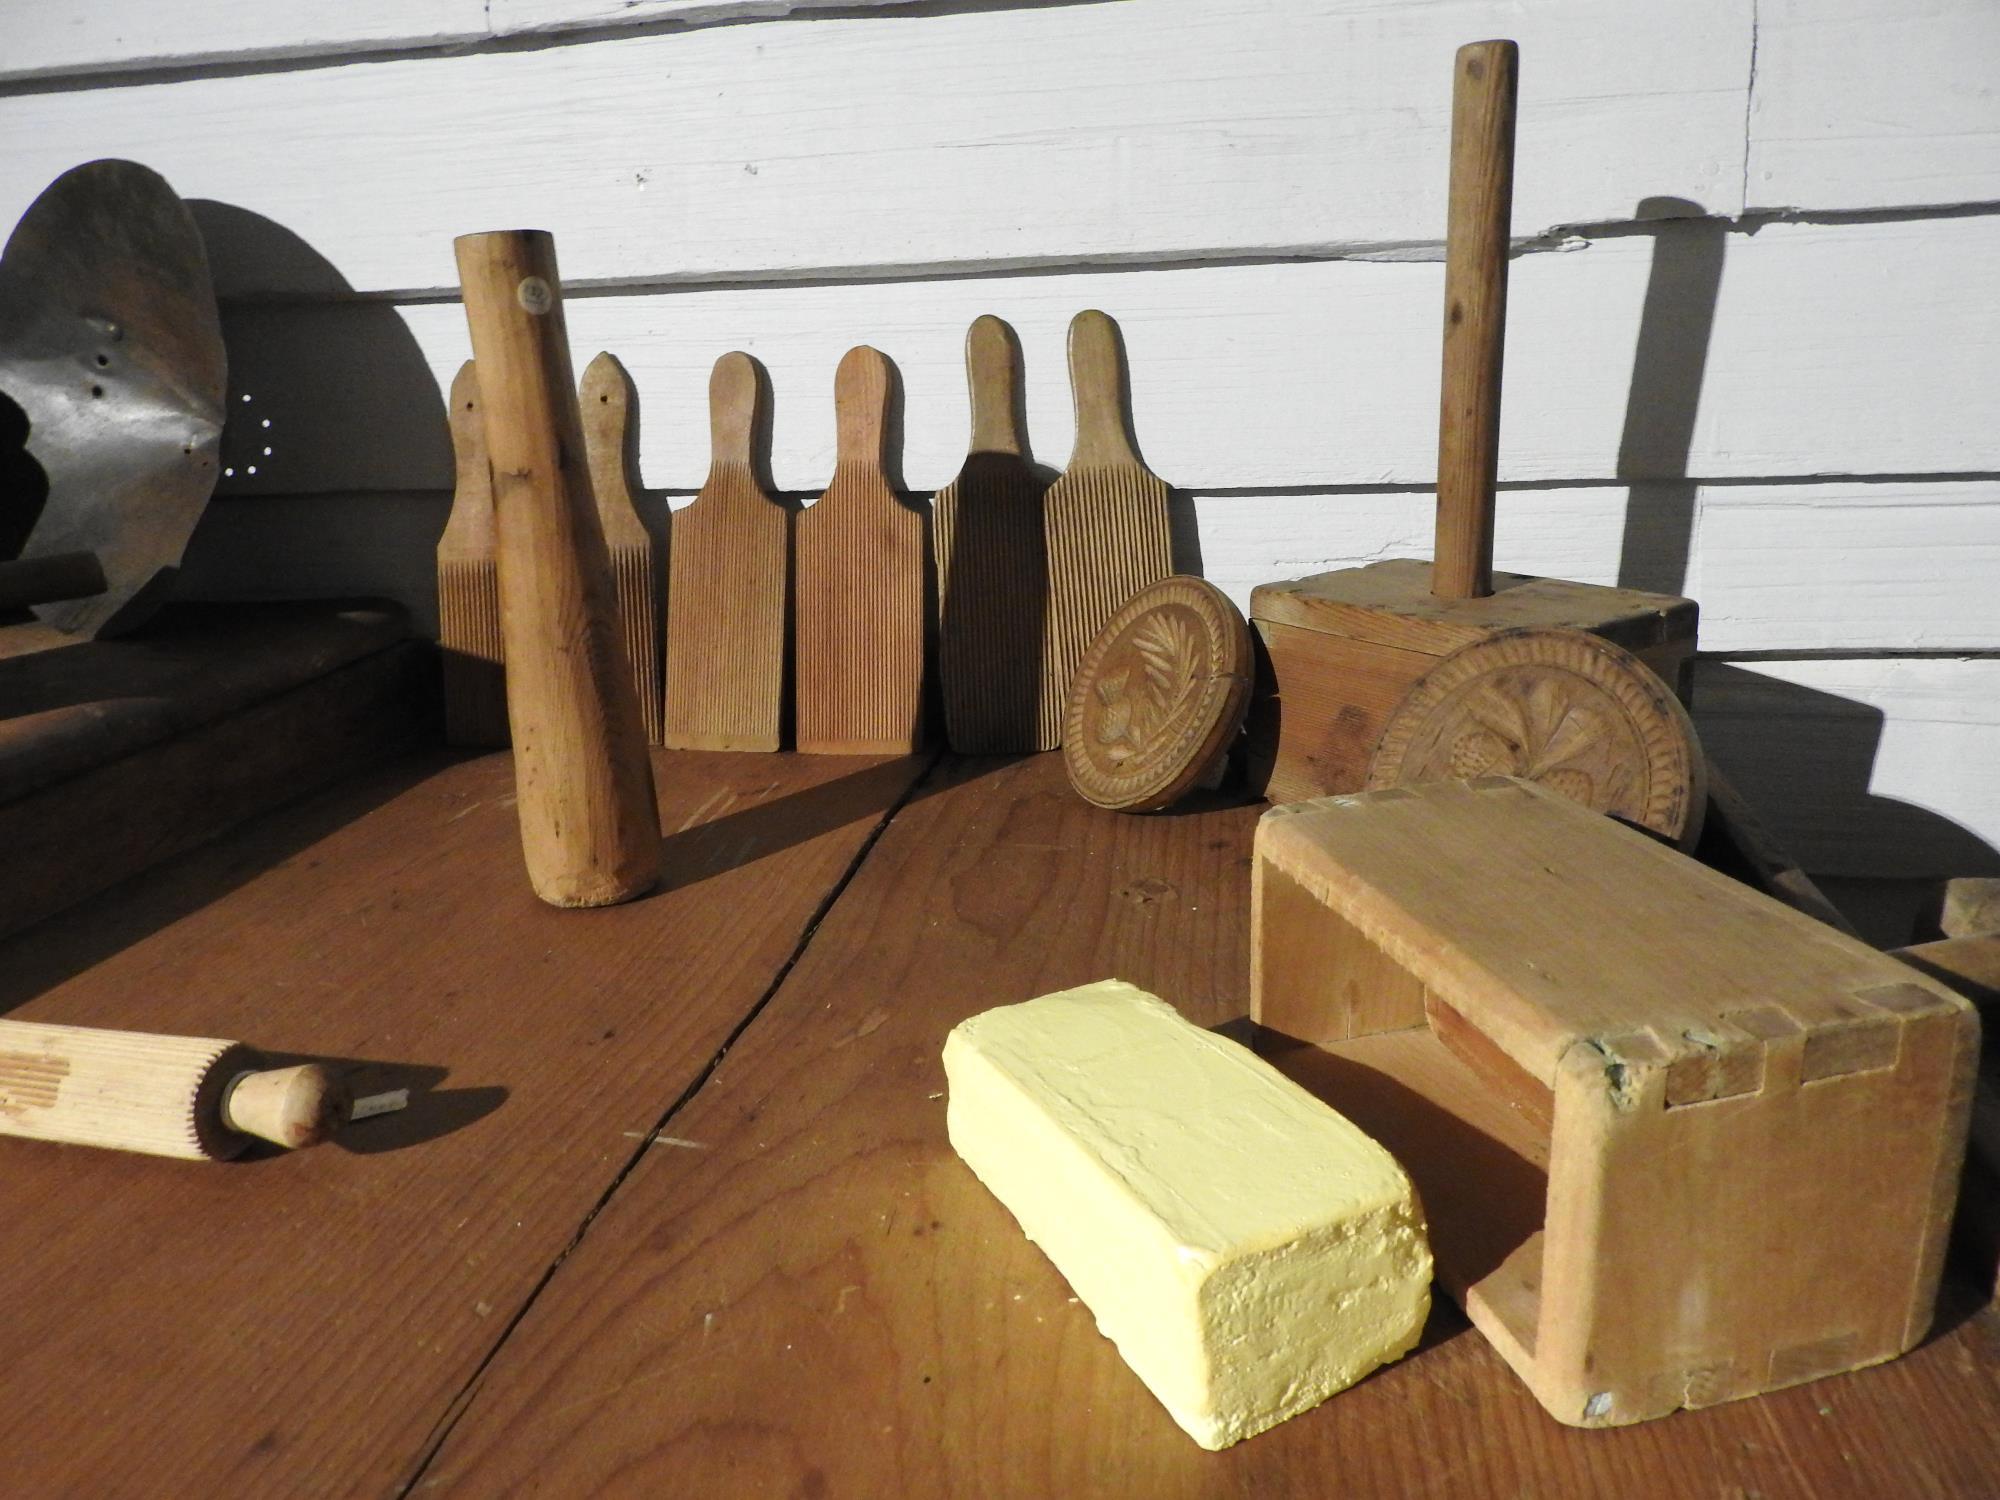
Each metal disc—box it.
[0,159,225,636]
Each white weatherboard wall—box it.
[2,0,1997,879]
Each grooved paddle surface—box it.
[935,455,1051,753]
[1041,465,1172,747]
[415,752,2000,1499]
[665,461,788,752]
[0,746,925,1498]
[794,466,926,754]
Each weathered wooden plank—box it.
[0,635,431,942]
[0,0,1750,296]
[414,752,2000,1496]
[0,1,484,83]
[207,218,2000,500]
[1748,0,2000,213]
[1193,479,2000,654]
[180,479,2000,658]
[0,0,926,82]
[0,746,927,1496]
[489,0,925,39]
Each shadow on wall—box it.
[173,201,450,631]
[1612,196,1997,886]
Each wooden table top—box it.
[2,748,1995,1497]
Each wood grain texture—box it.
[0,1022,254,1161]
[580,351,665,744]
[404,752,2000,1496]
[933,315,1051,753]
[437,359,509,747]
[1041,311,1174,747]
[0,638,430,944]
[1363,627,1707,848]
[1253,779,1977,1426]
[455,231,660,905]
[0,745,929,1496]
[1433,39,1516,602]
[211,216,2000,506]
[794,346,926,755]
[0,1,1752,296]
[664,352,788,752]
[1062,575,1251,812]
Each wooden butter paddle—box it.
[436,359,509,747]
[933,314,1052,752]
[794,346,926,754]
[1040,309,1173,747]
[664,352,788,751]
[580,352,665,744]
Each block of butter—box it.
[944,979,1432,1449]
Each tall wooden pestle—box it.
[454,230,661,907]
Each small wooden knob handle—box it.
[446,360,487,497]
[1432,38,1518,603]
[965,314,1023,457]
[579,351,633,508]
[834,345,891,467]
[707,351,760,470]
[221,1064,353,1150]
[1066,309,1137,468]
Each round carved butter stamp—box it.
[1364,626,1706,847]
[1063,576,1253,812]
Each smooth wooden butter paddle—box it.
[933,314,1052,752]
[1040,309,1173,747]
[794,345,926,754]
[664,352,788,751]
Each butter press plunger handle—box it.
[1432,39,1518,602]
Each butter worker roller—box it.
[945,980,1432,1449]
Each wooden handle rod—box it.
[0,1019,352,1160]
[966,313,1025,457]
[1432,39,1518,602]
[454,230,661,907]
[1066,309,1139,469]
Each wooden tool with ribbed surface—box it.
[437,359,509,747]
[454,230,661,907]
[933,314,1052,752]
[0,1019,351,1160]
[580,351,665,744]
[664,351,788,751]
[794,345,926,754]
[1040,309,1173,747]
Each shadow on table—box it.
[0,751,454,1017]
[653,750,1024,897]
[243,1053,508,1158]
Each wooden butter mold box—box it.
[1251,776,1977,1427]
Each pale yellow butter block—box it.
[944,979,1432,1450]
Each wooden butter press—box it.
[1251,777,1977,1427]
[1242,41,1698,805]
